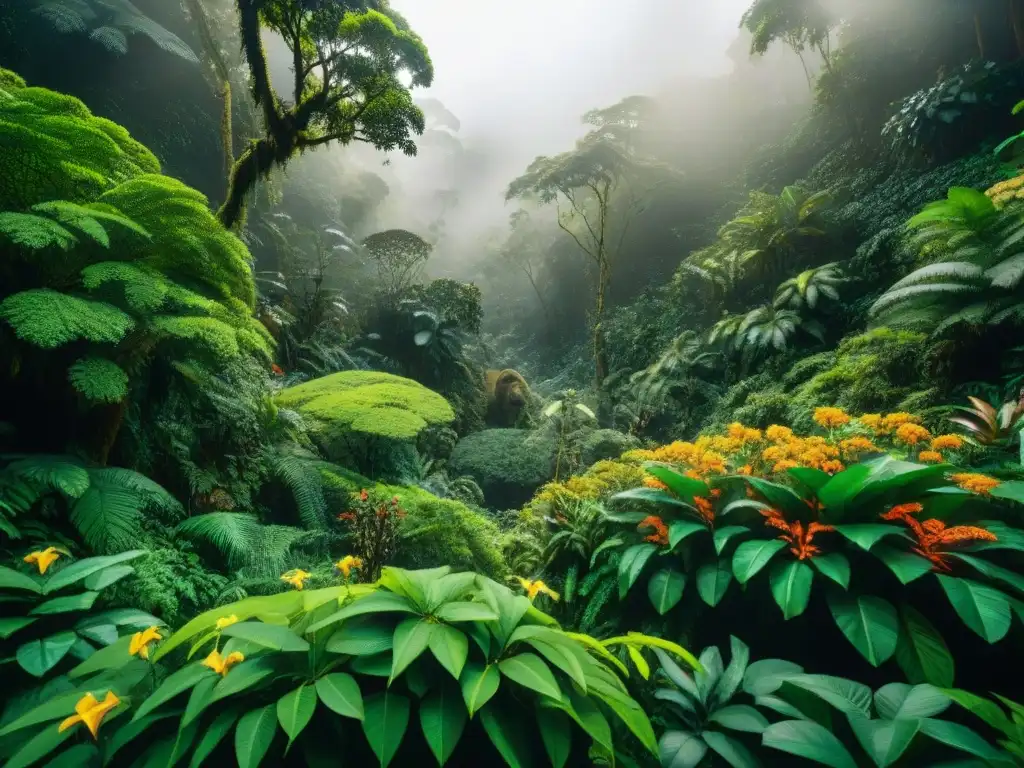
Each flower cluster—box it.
[638,515,669,546]
[950,472,1001,496]
[882,503,997,571]
[335,489,404,582]
[760,508,834,560]
[813,407,851,429]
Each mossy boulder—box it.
[277,372,454,478]
[448,429,556,509]
[320,468,506,579]
[580,429,640,468]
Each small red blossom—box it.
[638,515,669,546]
[359,489,369,502]
[271,364,284,376]
[337,511,356,522]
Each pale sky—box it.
[391,0,753,152]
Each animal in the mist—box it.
[484,369,530,427]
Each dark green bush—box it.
[449,428,556,509]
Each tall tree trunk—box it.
[1011,0,1024,58]
[593,256,610,391]
[218,137,282,229]
[975,4,988,59]
[93,399,127,465]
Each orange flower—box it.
[773,460,799,473]
[736,464,753,475]
[814,407,851,429]
[881,502,997,571]
[359,489,369,501]
[765,425,794,442]
[858,414,883,433]
[643,475,668,491]
[918,450,943,463]
[271,363,284,376]
[895,423,931,446]
[638,516,669,546]
[840,436,879,459]
[693,496,715,524]
[820,459,844,474]
[760,508,833,559]
[931,434,964,451]
[950,473,1001,496]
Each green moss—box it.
[580,429,640,468]
[449,429,556,509]
[277,371,454,446]
[319,469,506,578]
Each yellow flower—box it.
[882,412,920,430]
[918,451,943,463]
[202,649,245,676]
[931,434,964,451]
[215,615,239,631]
[335,555,363,580]
[23,546,61,575]
[129,626,163,660]
[894,423,931,446]
[858,414,882,432]
[280,569,311,590]
[773,460,799,472]
[814,407,851,429]
[765,425,794,442]
[950,472,1001,496]
[58,691,120,739]
[516,577,559,602]
[840,436,879,459]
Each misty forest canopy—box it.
[6,0,1024,766]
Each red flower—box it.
[271,364,284,376]
[337,512,356,522]
[359,489,369,502]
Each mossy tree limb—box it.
[217,0,433,229]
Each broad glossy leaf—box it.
[29,591,99,615]
[833,524,905,551]
[277,684,317,749]
[708,704,769,733]
[875,683,950,720]
[788,466,833,492]
[940,689,1015,734]
[659,730,708,768]
[828,592,898,666]
[894,605,954,687]
[648,568,686,615]
[696,559,732,606]
[848,714,919,767]
[701,730,760,768]
[935,575,1012,642]
[460,663,499,716]
[669,520,707,549]
[755,694,810,720]
[713,525,749,554]
[235,705,277,768]
[811,552,850,589]
[3,719,76,768]
[221,621,310,652]
[785,674,872,716]
[0,566,42,593]
[816,464,872,514]
[134,663,216,720]
[951,553,1024,595]
[732,539,786,584]
[917,717,1005,761]
[745,477,809,518]
[391,618,433,682]
[433,601,498,623]
[537,708,572,768]
[0,617,36,639]
[42,550,145,594]
[498,653,561,700]
[16,631,77,677]
[210,657,278,703]
[742,659,804,697]
[309,591,417,632]
[325,618,394,656]
[83,564,135,591]
[619,543,658,598]
[645,464,709,498]
[871,545,933,584]
[316,673,364,720]
[362,691,411,768]
[189,709,237,768]
[420,684,467,766]
[762,720,858,768]
[480,700,532,768]
[428,622,469,679]
[769,560,813,620]
[711,636,749,706]
[182,675,218,727]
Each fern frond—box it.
[986,252,1024,289]
[266,446,328,530]
[151,315,240,360]
[88,26,128,54]
[0,289,134,348]
[0,212,78,250]
[81,262,169,312]
[33,200,150,244]
[1,454,91,497]
[886,262,985,291]
[68,357,129,404]
[870,282,984,317]
[70,471,142,552]
[177,512,263,571]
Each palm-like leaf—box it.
[774,262,844,310]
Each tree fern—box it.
[0,289,134,348]
[774,262,844,310]
[68,357,129,403]
[176,513,310,576]
[2,455,91,499]
[265,445,329,530]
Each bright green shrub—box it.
[2,567,666,767]
[320,469,507,579]
[449,428,557,509]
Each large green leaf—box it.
[391,618,433,682]
[325,618,394,656]
[3,718,76,768]
[833,525,905,551]
[363,691,411,768]
[816,464,872,515]
[619,543,658,598]
[480,699,533,768]
[701,730,760,768]
[951,553,1024,596]
[811,553,850,589]
[210,657,277,703]
[745,477,809,518]
[713,525,749,554]
[696,559,732,607]
[433,602,499,623]
[315,673,363,720]
[827,592,898,666]
[762,720,858,768]
[0,566,42,593]
[769,560,813,620]
[785,674,872,716]
[708,704,769,733]
[29,591,99,615]
[220,621,310,652]
[277,684,317,750]
[894,605,954,687]
[309,591,417,632]
[537,708,572,768]
[848,715,919,768]
[670,520,707,549]
[732,539,786,584]
[182,676,218,727]
[742,659,804,697]
[0,617,36,639]
[645,464,709,498]
[874,683,950,719]
[133,663,216,720]
[16,631,77,677]
[460,663,500,717]
[428,623,469,680]
[648,568,686,615]
[235,704,277,768]
[917,717,1006,761]
[498,653,561,700]
[935,575,1012,643]
[43,550,145,594]
[189,709,238,768]
[871,546,933,584]
[711,636,750,707]
[659,730,708,768]
[420,684,467,766]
